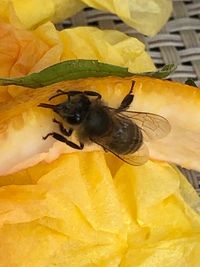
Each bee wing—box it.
[114,143,149,165]
[116,110,170,142]
[94,137,149,166]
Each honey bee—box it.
[38,81,170,165]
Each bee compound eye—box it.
[67,114,81,125]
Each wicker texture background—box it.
[57,0,200,194]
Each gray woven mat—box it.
[57,0,200,194]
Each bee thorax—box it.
[84,106,112,137]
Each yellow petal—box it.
[60,27,155,72]
[1,154,200,266]
[0,0,85,29]
[114,160,200,266]
[0,153,128,266]
[120,237,200,267]
[0,22,154,84]
[81,0,172,36]
[51,0,85,23]
[0,0,172,35]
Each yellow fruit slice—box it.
[0,75,199,175]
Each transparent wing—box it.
[115,143,149,165]
[116,110,171,142]
[94,137,149,166]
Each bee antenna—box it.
[38,103,56,110]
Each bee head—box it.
[39,94,91,125]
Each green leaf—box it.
[142,64,176,79]
[0,60,176,89]
[185,78,198,87]
[0,60,133,88]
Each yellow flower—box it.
[0,13,200,267]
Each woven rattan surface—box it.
[57,0,200,194]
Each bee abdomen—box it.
[106,120,143,155]
[127,125,143,154]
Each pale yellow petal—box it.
[51,0,85,23]
[120,237,200,267]
[60,27,155,72]
[81,0,172,36]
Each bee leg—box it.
[53,118,73,136]
[103,147,108,153]
[49,90,101,101]
[56,89,67,94]
[48,91,69,101]
[117,81,135,111]
[43,132,84,150]
[83,91,102,100]
[49,90,83,101]
[129,80,135,95]
[118,94,134,111]
[57,90,101,98]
